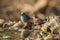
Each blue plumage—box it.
[20,13,30,22]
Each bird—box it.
[20,12,30,22]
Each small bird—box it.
[20,12,31,28]
[20,12,30,22]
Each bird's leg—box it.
[22,22,28,29]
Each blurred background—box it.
[0,0,60,21]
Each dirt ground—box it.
[0,0,60,40]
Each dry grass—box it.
[0,0,60,40]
